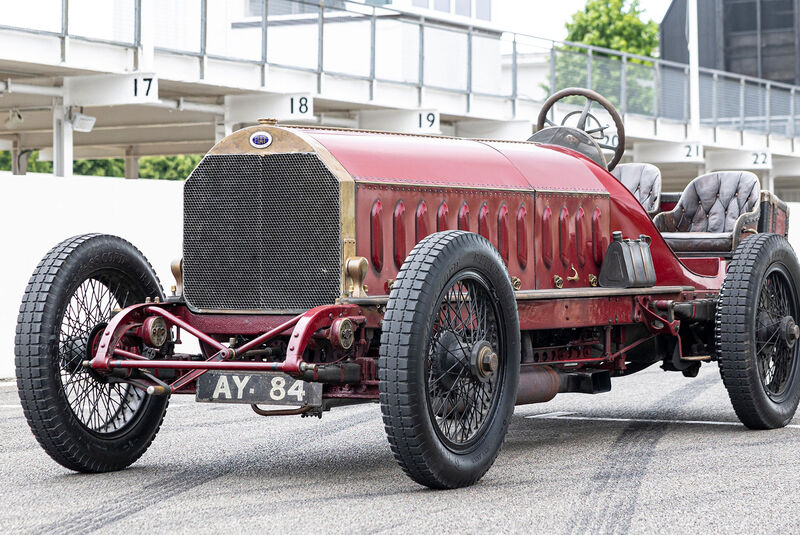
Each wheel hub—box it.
[470,340,498,382]
[433,331,468,390]
[780,316,800,347]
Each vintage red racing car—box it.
[15,88,800,489]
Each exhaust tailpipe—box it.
[515,365,560,405]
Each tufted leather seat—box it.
[611,163,662,213]
[653,171,760,255]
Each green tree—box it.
[565,0,658,56]
[73,158,125,177]
[26,150,53,173]
[553,0,659,115]
[138,155,203,180]
[0,150,51,172]
[0,151,201,179]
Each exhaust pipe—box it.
[515,365,613,405]
[515,365,560,405]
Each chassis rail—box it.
[84,286,713,397]
[88,302,367,394]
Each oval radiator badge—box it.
[249,131,273,149]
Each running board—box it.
[512,285,693,300]
[346,285,694,306]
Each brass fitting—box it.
[170,258,184,296]
[330,317,355,350]
[566,265,579,282]
[553,275,564,289]
[345,256,369,298]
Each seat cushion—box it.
[611,163,661,212]
[670,171,760,233]
[661,231,733,253]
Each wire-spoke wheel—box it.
[427,272,504,450]
[755,267,798,401]
[718,233,800,429]
[16,234,168,472]
[380,231,520,489]
[59,278,146,434]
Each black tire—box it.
[717,233,800,429]
[379,231,520,489]
[15,234,169,472]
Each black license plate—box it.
[196,371,322,406]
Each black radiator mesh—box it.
[183,153,341,311]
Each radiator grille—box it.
[183,153,342,311]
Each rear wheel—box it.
[379,231,520,489]
[15,234,168,472]
[717,233,800,429]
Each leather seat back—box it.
[671,171,760,233]
[610,163,661,213]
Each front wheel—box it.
[15,234,169,472]
[717,233,800,429]
[379,231,520,489]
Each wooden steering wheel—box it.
[536,87,626,171]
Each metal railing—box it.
[1,0,799,137]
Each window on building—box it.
[475,0,491,21]
[760,0,795,82]
[724,0,757,32]
[723,0,758,77]
[434,0,451,12]
[761,0,793,30]
[455,0,470,16]
[412,0,429,7]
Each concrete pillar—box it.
[52,103,73,178]
[124,146,138,179]
[11,136,26,175]
[764,170,775,194]
[214,114,232,143]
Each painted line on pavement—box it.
[526,411,800,429]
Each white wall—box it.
[2,173,800,378]
[0,172,184,378]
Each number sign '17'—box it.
[64,73,159,107]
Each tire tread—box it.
[379,231,518,488]
[717,233,800,429]
[15,234,167,472]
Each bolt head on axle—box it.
[781,316,800,347]
[480,350,498,374]
[470,341,499,382]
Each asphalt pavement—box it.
[2,362,799,534]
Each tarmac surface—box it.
[2,362,799,534]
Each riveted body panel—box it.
[198,123,729,308]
